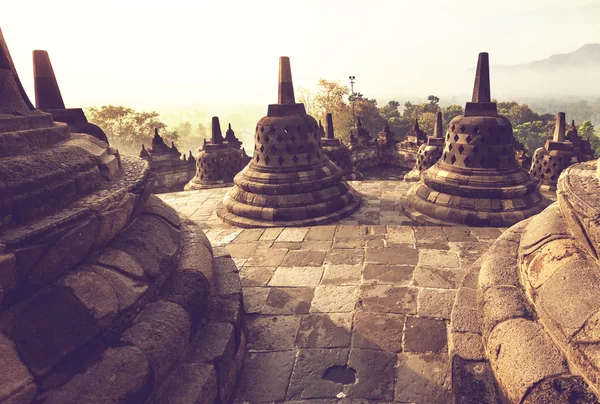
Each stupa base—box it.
[216,195,361,228]
[184,180,234,191]
[342,169,364,181]
[403,168,421,182]
[405,185,549,227]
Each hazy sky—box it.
[2,0,599,111]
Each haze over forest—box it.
[2,0,600,154]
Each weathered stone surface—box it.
[481,285,532,341]
[12,286,99,377]
[452,357,499,404]
[522,375,599,404]
[0,332,36,402]
[296,313,353,348]
[282,250,326,267]
[325,249,364,265]
[90,247,145,279]
[451,307,481,334]
[206,296,242,328]
[365,245,418,265]
[143,194,182,228]
[161,270,209,328]
[352,311,404,352]
[0,253,16,299]
[239,266,276,287]
[419,249,460,268]
[305,226,336,241]
[362,264,413,285]
[311,286,359,313]
[242,287,269,313]
[262,287,314,315]
[245,248,288,267]
[186,322,234,365]
[45,346,151,404]
[121,301,191,383]
[418,288,456,319]
[277,228,309,243]
[386,227,416,244]
[487,318,568,403]
[269,266,324,287]
[404,316,448,353]
[147,363,217,404]
[236,351,296,402]
[232,228,265,243]
[357,285,417,314]
[347,349,396,401]
[321,264,362,285]
[91,265,148,316]
[214,271,242,296]
[451,332,485,361]
[395,353,451,403]
[246,315,301,351]
[287,348,350,400]
[413,265,465,289]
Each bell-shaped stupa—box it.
[185,116,245,190]
[33,50,109,143]
[321,113,363,180]
[406,52,544,226]
[404,111,445,181]
[530,112,579,190]
[217,57,361,227]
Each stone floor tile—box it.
[365,245,418,265]
[468,227,503,241]
[442,227,477,242]
[262,287,314,315]
[242,287,270,314]
[239,266,276,287]
[321,265,362,285]
[414,226,448,243]
[357,285,417,314]
[395,354,452,403]
[259,227,284,241]
[304,226,337,241]
[231,229,265,243]
[413,266,466,289]
[362,264,414,285]
[403,316,448,354]
[301,240,333,250]
[347,349,396,401]
[245,248,288,267]
[296,313,353,348]
[282,250,327,267]
[335,226,368,239]
[273,241,302,250]
[324,249,364,265]
[418,288,457,320]
[286,349,350,400]
[276,228,309,243]
[386,226,416,244]
[418,249,461,268]
[352,311,404,352]
[332,239,366,249]
[246,315,301,351]
[311,286,359,313]
[268,266,324,287]
[235,351,296,402]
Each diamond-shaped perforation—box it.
[465,135,473,144]
[458,145,465,154]
[264,155,271,165]
[451,155,457,164]
[474,126,480,135]
[291,134,297,143]
[264,135,270,143]
[269,126,275,133]
[453,134,459,142]
[260,126,265,133]
[292,155,298,164]
[278,156,285,166]
[464,156,471,167]
[259,145,265,153]
[448,144,453,151]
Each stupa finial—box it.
[472,52,491,103]
[0,28,35,111]
[553,112,566,142]
[33,50,65,110]
[278,56,295,104]
[211,116,223,144]
[434,111,443,138]
[326,113,335,139]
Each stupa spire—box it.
[211,116,223,144]
[472,52,491,103]
[33,50,65,109]
[553,112,566,142]
[326,113,334,139]
[0,28,35,111]
[277,56,295,104]
[434,111,443,138]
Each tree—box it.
[513,121,548,153]
[579,120,595,139]
[86,105,178,156]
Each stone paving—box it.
[157,169,508,403]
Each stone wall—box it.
[349,144,379,171]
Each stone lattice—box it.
[217,57,360,227]
[405,52,544,226]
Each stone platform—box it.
[157,168,539,403]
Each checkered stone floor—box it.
[157,171,526,403]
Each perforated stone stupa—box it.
[530,112,579,190]
[185,116,245,190]
[404,111,445,181]
[321,113,363,181]
[217,57,361,227]
[405,52,544,226]
[0,29,244,404]
[32,50,109,144]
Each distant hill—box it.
[496,44,600,72]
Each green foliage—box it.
[580,121,600,156]
[513,121,550,152]
[86,105,179,155]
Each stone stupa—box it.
[217,57,361,227]
[32,50,109,144]
[530,112,578,190]
[321,113,363,181]
[185,117,245,190]
[404,111,445,181]
[405,52,545,226]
